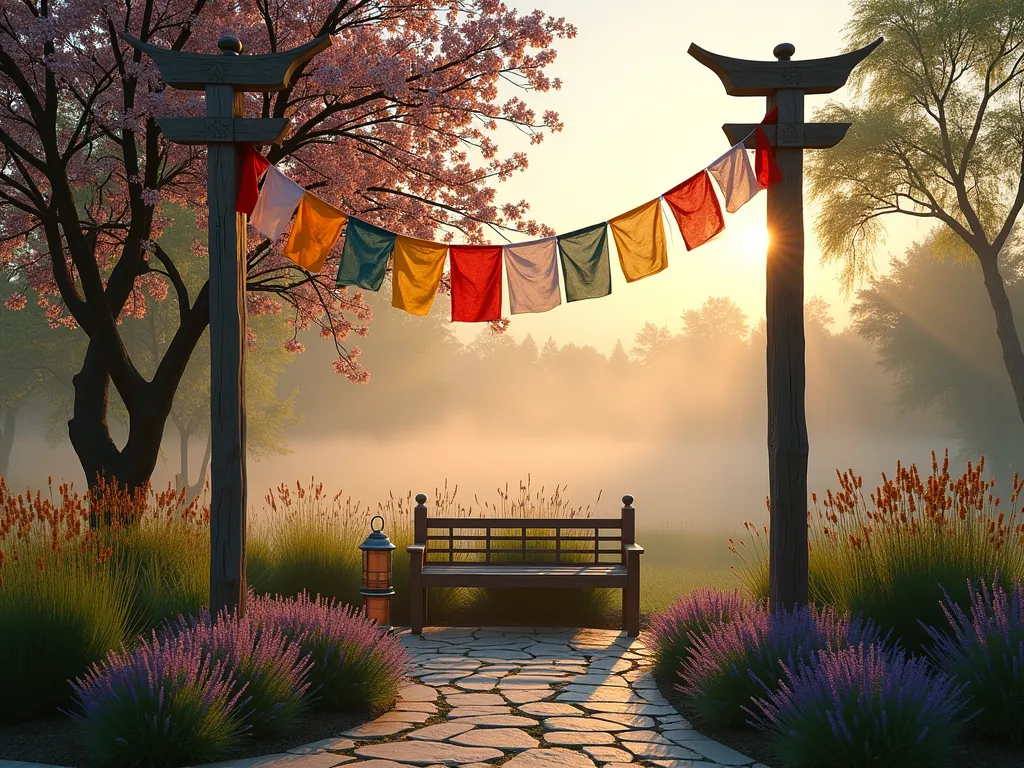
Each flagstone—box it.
[447,706,513,717]
[616,730,671,743]
[518,701,585,717]
[501,748,597,768]
[557,687,648,703]
[398,684,438,702]
[543,717,628,732]
[343,721,415,739]
[502,688,555,704]
[619,742,702,761]
[592,713,655,729]
[563,674,628,687]
[372,710,432,724]
[577,702,677,716]
[197,755,352,767]
[446,693,505,706]
[454,714,539,727]
[492,676,557,689]
[543,731,617,746]
[450,727,539,751]
[662,730,708,744]
[354,742,503,765]
[588,658,634,673]
[395,701,438,713]
[581,746,634,764]
[452,675,504,690]
[468,650,533,660]
[286,737,355,754]
[407,722,476,741]
[420,673,474,685]
[686,740,756,765]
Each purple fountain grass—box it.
[926,576,1024,745]
[249,591,410,713]
[678,603,882,728]
[69,629,249,768]
[648,588,753,675]
[747,643,972,768]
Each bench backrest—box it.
[414,495,635,565]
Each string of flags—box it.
[237,110,782,322]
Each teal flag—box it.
[336,217,397,291]
[557,222,611,302]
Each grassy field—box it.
[638,528,741,614]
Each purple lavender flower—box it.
[249,592,410,713]
[678,603,881,728]
[70,629,248,768]
[648,588,752,675]
[747,643,971,768]
[926,576,1024,745]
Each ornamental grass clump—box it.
[747,644,972,768]
[249,591,409,713]
[926,576,1024,746]
[679,604,882,728]
[70,630,249,768]
[648,588,752,676]
[732,451,1024,651]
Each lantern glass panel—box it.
[364,549,392,590]
[365,595,390,627]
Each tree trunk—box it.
[70,340,177,525]
[0,407,17,478]
[979,252,1024,430]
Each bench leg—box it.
[410,585,424,634]
[625,556,641,637]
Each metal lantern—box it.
[359,515,396,628]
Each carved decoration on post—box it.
[121,32,332,618]
[689,38,882,611]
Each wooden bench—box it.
[407,493,644,636]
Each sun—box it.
[742,227,770,256]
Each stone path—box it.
[0,628,770,768]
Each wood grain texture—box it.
[721,122,851,149]
[158,117,290,145]
[207,84,248,619]
[765,88,810,612]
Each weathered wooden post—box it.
[689,39,881,611]
[121,32,331,616]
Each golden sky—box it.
[463,0,935,353]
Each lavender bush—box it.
[747,644,971,768]
[678,604,882,728]
[648,588,752,676]
[926,576,1024,745]
[250,592,409,713]
[167,610,314,737]
[70,630,249,768]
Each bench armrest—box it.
[407,543,426,555]
[623,543,644,555]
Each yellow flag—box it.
[608,198,668,282]
[392,235,448,315]
[282,193,347,273]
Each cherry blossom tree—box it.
[0,0,573,490]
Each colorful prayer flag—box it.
[449,244,503,322]
[236,147,270,216]
[392,236,448,316]
[503,238,561,315]
[663,171,725,250]
[336,217,397,291]
[250,166,306,241]
[282,193,347,273]
[708,144,761,213]
[608,199,668,282]
[557,223,611,302]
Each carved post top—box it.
[118,32,332,92]
[687,37,882,96]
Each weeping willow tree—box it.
[810,0,1024,426]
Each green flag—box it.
[336,216,396,290]
[557,222,612,302]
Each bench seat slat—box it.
[420,563,627,589]
[425,534,622,542]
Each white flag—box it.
[250,166,306,241]
[707,144,761,213]
[503,238,561,315]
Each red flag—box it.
[450,244,503,322]
[755,107,782,189]
[663,171,725,251]
[237,147,271,215]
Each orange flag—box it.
[282,193,348,273]
[608,198,668,282]
[392,235,448,315]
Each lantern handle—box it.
[371,515,385,533]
